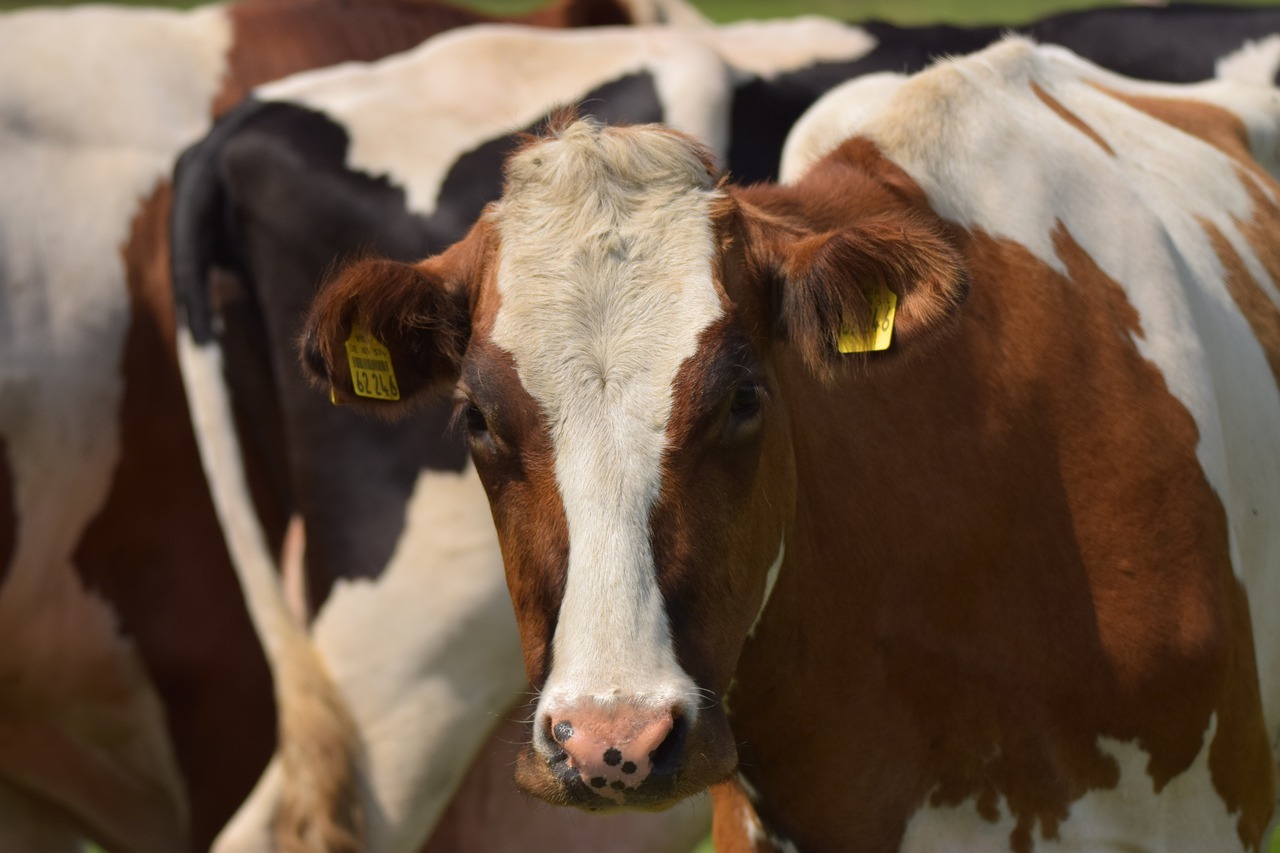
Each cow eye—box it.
[725,380,763,436]
[464,403,489,436]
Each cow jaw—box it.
[483,120,743,808]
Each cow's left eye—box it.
[725,381,763,436]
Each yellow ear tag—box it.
[837,283,898,354]
[344,324,400,401]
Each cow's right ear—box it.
[301,230,486,414]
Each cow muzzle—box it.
[517,697,737,810]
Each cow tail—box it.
[171,100,368,853]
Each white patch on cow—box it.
[177,331,309,656]
[259,18,878,219]
[307,463,524,851]
[691,17,875,82]
[258,25,733,216]
[784,35,1280,784]
[179,331,370,851]
[615,0,711,28]
[1217,35,1280,87]
[0,5,230,847]
[901,715,1246,851]
[489,121,723,724]
[214,460,524,853]
[747,537,785,638]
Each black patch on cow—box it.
[726,22,999,184]
[590,776,607,788]
[1026,4,1280,85]
[621,760,637,774]
[170,72,664,613]
[726,7,1280,184]
[431,72,662,247]
[603,747,622,767]
[0,436,14,588]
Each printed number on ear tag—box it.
[837,283,897,354]
[344,325,400,401]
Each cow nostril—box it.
[552,720,574,744]
[648,712,687,775]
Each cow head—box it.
[302,118,966,811]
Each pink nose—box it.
[548,704,678,799]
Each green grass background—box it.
[5,0,1277,848]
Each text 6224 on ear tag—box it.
[838,283,897,354]
[344,325,400,401]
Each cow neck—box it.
[728,225,1270,850]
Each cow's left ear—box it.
[735,197,968,377]
[301,222,490,414]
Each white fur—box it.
[209,457,526,853]
[748,538,785,638]
[690,16,875,82]
[306,463,524,852]
[1217,35,1280,87]
[783,36,1280,836]
[902,717,1243,852]
[0,5,230,848]
[490,120,724,725]
[260,18,879,218]
[259,26,733,215]
[616,0,710,28]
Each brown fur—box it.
[299,116,1276,849]
[734,137,968,379]
[1211,173,1280,392]
[0,437,12,589]
[73,183,276,848]
[302,220,494,415]
[710,779,773,853]
[1032,82,1115,155]
[724,222,1272,850]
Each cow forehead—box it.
[488,121,726,432]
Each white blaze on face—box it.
[490,121,724,715]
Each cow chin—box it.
[513,705,739,812]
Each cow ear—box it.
[737,198,968,378]
[301,229,487,414]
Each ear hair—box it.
[738,200,968,379]
[301,225,489,413]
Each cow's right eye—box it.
[464,403,489,436]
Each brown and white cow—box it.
[0,0,700,850]
[304,37,1280,852]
